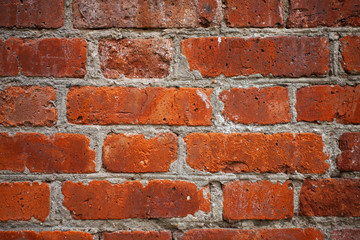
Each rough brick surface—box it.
[0,38,86,77]
[185,133,328,174]
[99,39,173,79]
[0,86,57,127]
[103,231,172,240]
[72,0,221,28]
[225,0,283,27]
[67,87,212,126]
[287,0,360,27]
[0,231,92,240]
[0,0,64,28]
[223,180,294,220]
[0,182,50,222]
[220,87,291,124]
[181,37,329,77]
[341,36,360,74]
[181,228,324,240]
[296,85,360,124]
[103,133,177,173]
[337,132,360,172]
[0,133,95,173]
[331,229,360,240]
[62,180,210,219]
[300,179,360,217]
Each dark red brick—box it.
[99,39,173,79]
[185,133,328,174]
[300,179,360,217]
[0,182,50,222]
[181,37,329,77]
[0,86,57,127]
[220,87,290,124]
[103,231,171,240]
[296,85,360,124]
[62,180,210,219]
[0,0,64,28]
[225,0,283,27]
[223,180,294,220]
[337,132,360,172]
[0,231,92,240]
[103,133,177,173]
[67,87,212,126]
[287,0,360,27]
[341,36,360,74]
[331,229,360,240]
[72,0,221,28]
[0,133,95,173]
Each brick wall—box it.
[0,0,359,239]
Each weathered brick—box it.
[0,0,64,28]
[287,0,360,27]
[181,37,329,77]
[62,180,210,219]
[0,231,92,240]
[220,87,291,124]
[341,36,360,74]
[0,86,57,127]
[225,0,283,27]
[0,182,50,222]
[331,229,360,240]
[223,180,293,220]
[0,38,86,77]
[300,179,360,217]
[67,87,212,126]
[72,0,221,28]
[181,228,324,240]
[99,39,173,79]
[185,133,328,174]
[296,85,360,124]
[337,132,360,172]
[103,231,172,240]
[0,133,95,173]
[103,133,177,173]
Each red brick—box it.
[0,231,92,240]
[287,0,360,27]
[296,85,360,124]
[185,133,328,174]
[341,36,360,74]
[0,182,49,222]
[103,231,171,240]
[331,229,360,240]
[300,179,360,217]
[0,86,57,127]
[72,0,221,28]
[67,87,212,126]
[182,37,329,78]
[0,38,86,77]
[103,133,177,173]
[337,133,360,172]
[0,133,95,173]
[99,39,173,79]
[181,228,324,240]
[225,0,283,27]
[223,180,293,220]
[220,87,290,124]
[0,0,64,28]
[62,180,210,219]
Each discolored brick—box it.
[331,229,360,240]
[0,231,92,240]
[337,132,360,172]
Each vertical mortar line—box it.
[94,128,108,173]
[86,37,102,81]
[176,134,187,175]
[220,0,227,33]
[282,0,290,28]
[329,32,340,77]
[48,181,62,225]
[64,0,74,30]
[212,84,226,128]
[210,181,224,222]
[292,179,302,217]
[56,84,68,127]
[288,84,297,123]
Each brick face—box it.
[220,87,291,125]
[103,133,177,173]
[67,87,212,126]
[337,132,360,172]
[331,229,360,240]
[103,231,172,240]
[223,180,294,220]
[0,0,64,28]
[0,231,93,240]
[185,133,328,174]
[62,180,210,219]
[0,182,50,222]
[181,37,329,77]
[341,36,360,74]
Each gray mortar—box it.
[0,0,360,239]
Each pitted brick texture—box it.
[341,36,360,74]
